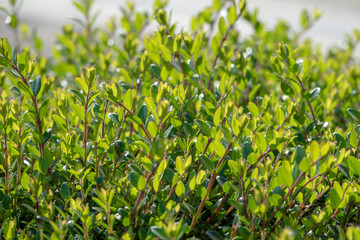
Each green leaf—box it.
[310,87,320,102]
[350,128,358,148]
[175,181,185,197]
[21,172,30,191]
[145,97,159,124]
[68,89,85,105]
[137,105,148,124]
[348,156,360,176]
[18,51,29,77]
[213,107,222,126]
[248,102,259,117]
[194,119,211,137]
[248,152,258,165]
[301,9,309,28]
[159,45,172,62]
[276,107,285,126]
[299,157,312,172]
[114,140,125,157]
[228,6,237,24]
[196,170,206,185]
[75,77,88,93]
[294,146,306,164]
[199,154,215,171]
[71,103,85,121]
[53,115,67,133]
[176,156,185,174]
[128,171,145,190]
[280,82,294,96]
[2,37,12,58]
[147,121,158,138]
[329,189,341,209]
[171,116,182,129]
[127,114,143,126]
[138,175,146,191]
[88,91,101,105]
[108,113,121,126]
[310,140,320,161]
[212,140,226,157]
[178,85,185,104]
[0,55,12,67]
[60,183,70,199]
[218,17,227,35]
[43,128,52,144]
[150,64,162,80]
[150,226,169,240]
[39,157,49,174]
[17,80,32,98]
[124,89,135,110]
[11,44,17,65]
[347,108,360,124]
[278,161,293,188]
[206,230,224,240]
[189,170,196,190]
[255,132,267,153]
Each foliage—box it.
[1,0,360,239]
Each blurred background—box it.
[0,0,359,55]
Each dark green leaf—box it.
[347,108,360,123]
[43,128,52,144]
[60,183,70,199]
[199,154,215,171]
[150,64,162,80]
[114,140,125,157]
[310,87,320,102]
[137,104,148,124]
[108,113,121,126]
[194,119,211,137]
[31,76,41,97]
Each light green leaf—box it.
[248,102,259,117]
[175,181,185,197]
[212,140,225,157]
[310,141,320,161]
[276,107,285,126]
[278,161,293,188]
[147,121,158,138]
[255,132,267,153]
[228,6,237,24]
[71,103,85,121]
[176,156,185,174]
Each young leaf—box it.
[175,181,185,197]
[176,156,185,174]
[278,161,293,188]
[147,121,158,138]
[228,6,237,24]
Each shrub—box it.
[1,0,360,239]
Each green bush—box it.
[1,0,360,239]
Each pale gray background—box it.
[0,0,359,55]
